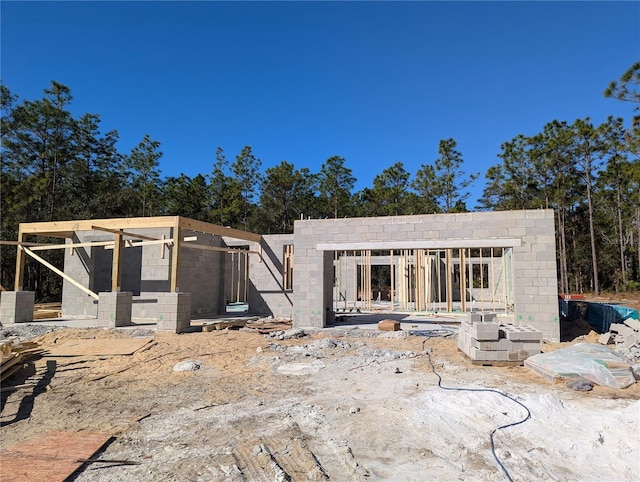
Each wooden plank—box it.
[179,217,261,243]
[111,231,123,292]
[30,240,114,251]
[44,338,153,357]
[1,431,112,482]
[21,247,99,300]
[446,248,453,312]
[170,222,181,292]
[14,229,26,291]
[91,225,159,241]
[18,216,179,236]
[181,243,259,254]
[0,240,56,247]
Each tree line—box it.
[1,62,639,300]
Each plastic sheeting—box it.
[524,343,636,389]
[559,299,639,333]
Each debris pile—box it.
[598,317,640,362]
[458,312,542,363]
[0,338,44,382]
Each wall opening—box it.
[333,247,514,314]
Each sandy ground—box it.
[1,322,639,482]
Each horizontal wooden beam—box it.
[1,240,115,251]
[178,217,261,243]
[91,225,159,241]
[18,216,262,243]
[103,238,173,250]
[181,243,259,254]
[19,216,180,236]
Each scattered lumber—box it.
[1,339,45,383]
[33,302,62,320]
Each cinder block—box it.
[481,313,498,323]
[507,348,539,361]
[623,318,640,332]
[467,312,483,323]
[598,332,614,345]
[611,323,635,338]
[469,347,508,361]
[474,338,511,351]
[500,325,542,341]
[470,322,500,341]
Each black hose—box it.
[423,343,531,482]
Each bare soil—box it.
[1,324,638,481]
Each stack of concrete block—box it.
[458,312,542,362]
[156,292,191,333]
[0,291,35,324]
[98,291,132,327]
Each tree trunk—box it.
[586,176,599,295]
[616,187,626,286]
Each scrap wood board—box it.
[245,322,292,334]
[44,337,153,357]
[0,431,112,482]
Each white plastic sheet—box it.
[524,343,635,389]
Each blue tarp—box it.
[559,299,639,333]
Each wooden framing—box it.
[91,225,158,241]
[330,244,516,315]
[14,228,26,291]
[170,219,181,292]
[21,247,99,299]
[283,244,294,291]
[112,231,123,291]
[10,216,262,295]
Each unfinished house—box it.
[0,209,560,340]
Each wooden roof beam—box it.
[90,225,159,241]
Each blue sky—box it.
[2,1,639,207]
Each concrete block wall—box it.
[62,229,169,318]
[98,291,132,327]
[291,227,329,328]
[0,291,35,324]
[63,228,225,319]
[244,234,295,318]
[292,210,560,340]
[62,233,104,318]
[178,229,225,316]
[156,292,191,333]
[458,313,542,362]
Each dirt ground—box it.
[1,321,639,482]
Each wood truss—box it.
[4,216,262,297]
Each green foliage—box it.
[163,174,210,221]
[317,156,356,218]
[126,134,163,217]
[431,138,478,212]
[231,145,262,230]
[604,61,640,107]
[258,161,316,233]
[358,162,414,216]
[411,163,440,214]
